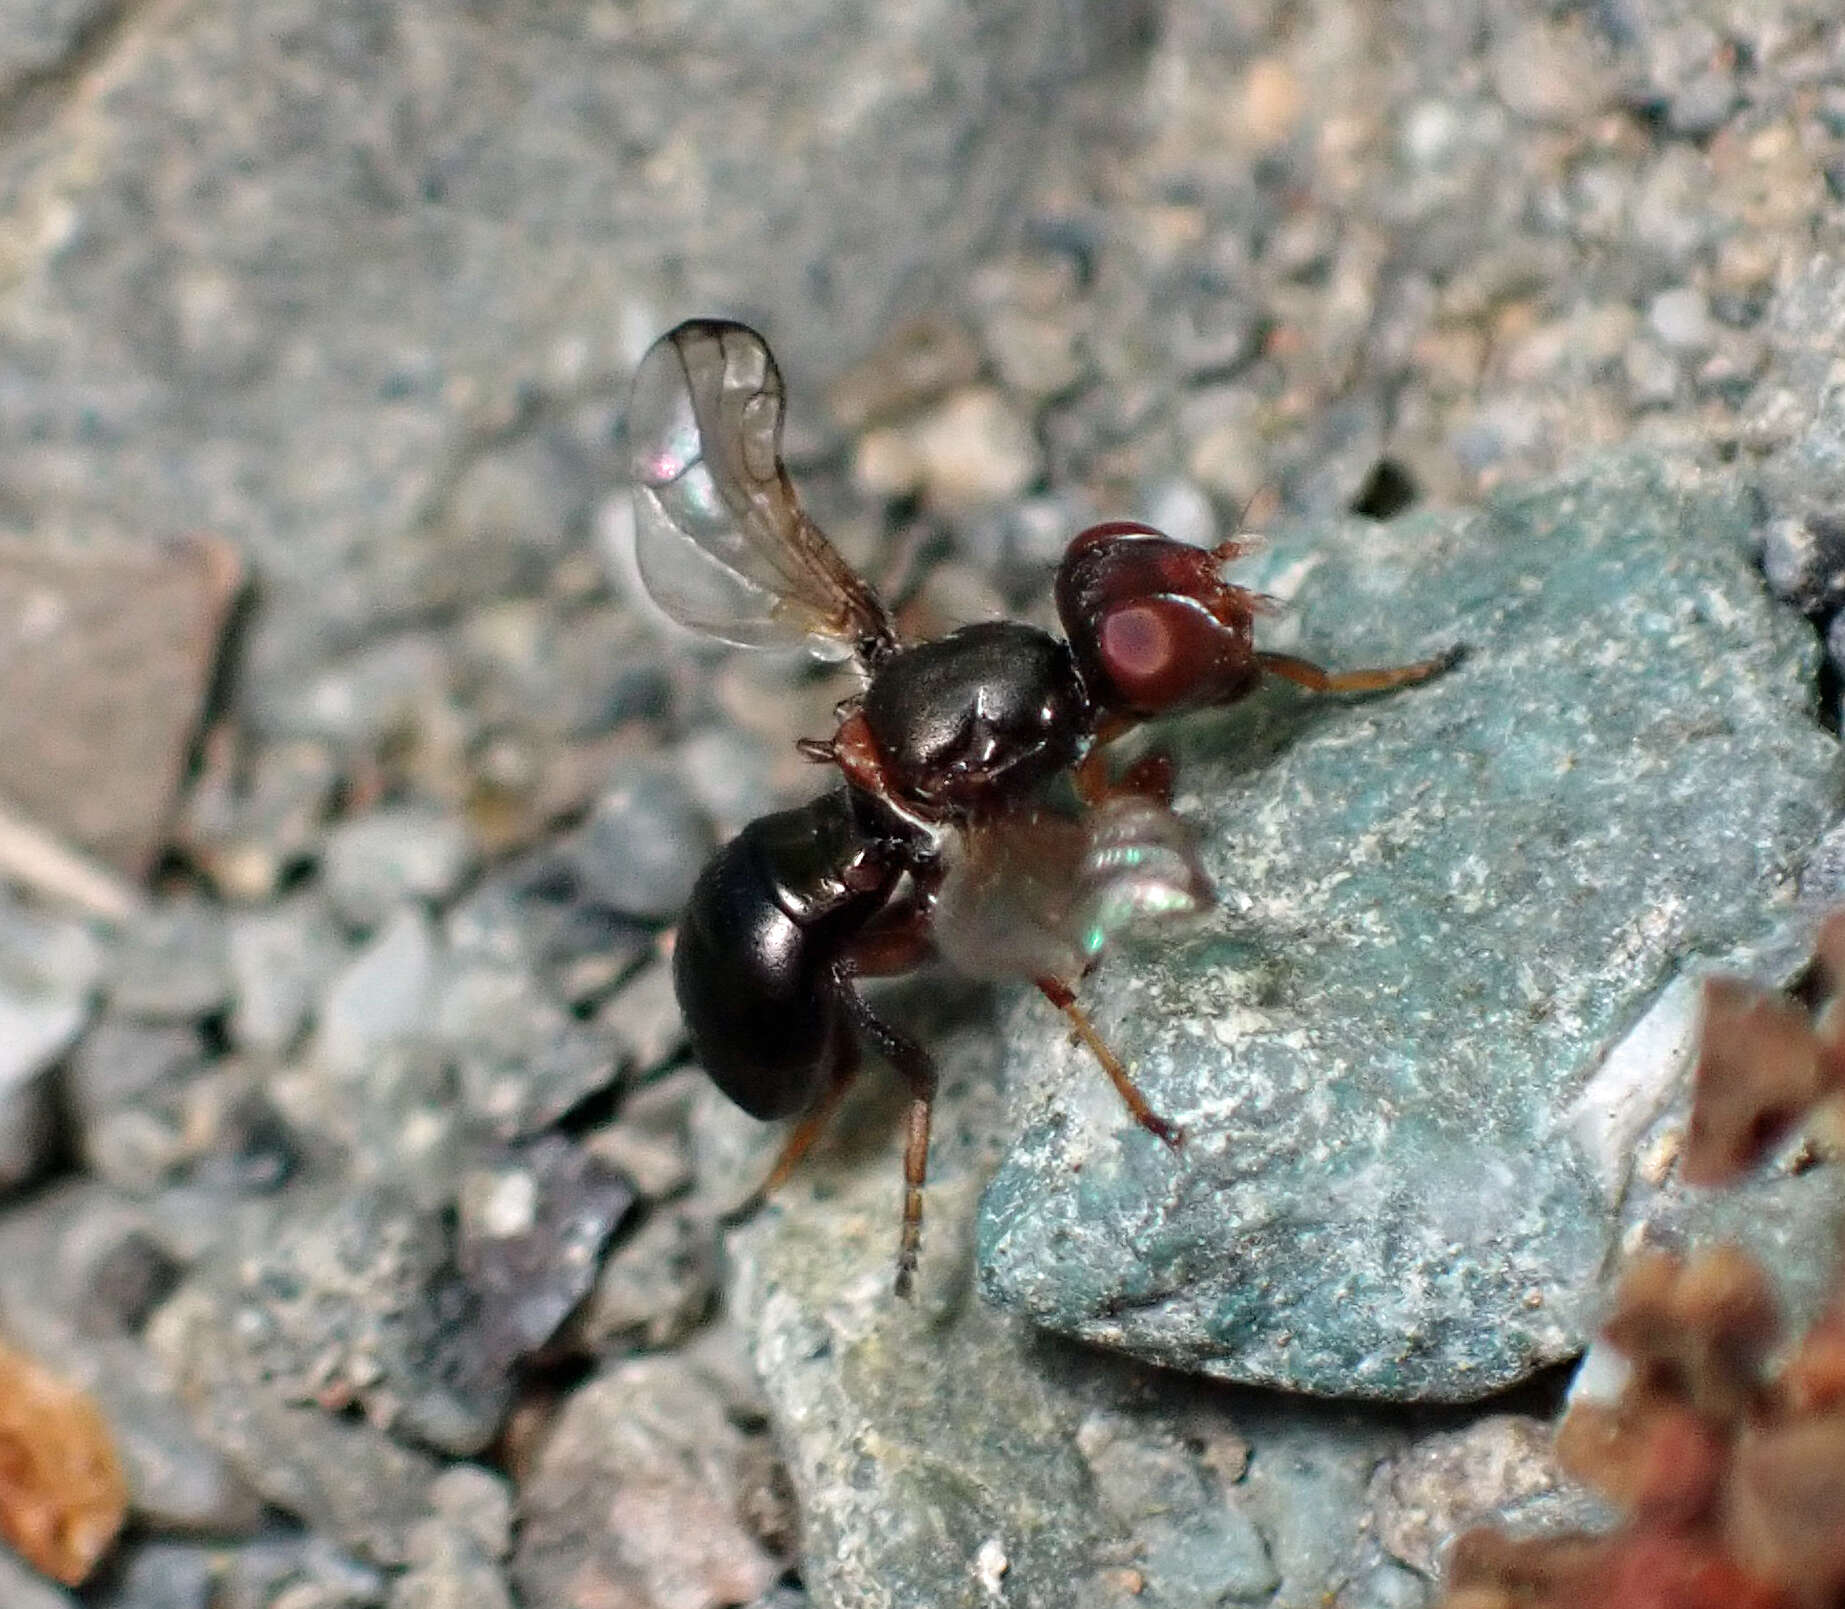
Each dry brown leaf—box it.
[0,1335,126,1585]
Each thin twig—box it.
[0,799,144,923]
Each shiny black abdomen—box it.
[860,620,1090,813]
[673,790,896,1120]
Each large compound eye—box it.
[1099,603,1176,688]
[1095,596,1221,711]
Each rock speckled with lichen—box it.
[977,455,1840,1400]
[723,1006,1588,1609]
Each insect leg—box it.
[721,901,933,1230]
[721,1041,860,1228]
[1075,712,1181,808]
[835,969,938,1299]
[1257,644,1464,695]
[1035,975,1184,1149]
[845,902,935,977]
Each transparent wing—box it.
[931,799,1214,984]
[628,319,895,662]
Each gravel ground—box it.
[1,1,1844,1606]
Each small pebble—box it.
[427,1466,514,1561]
[595,956,686,1076]
[443,436,585,597]
[109,899,232,1022]
[906,387,1040,511]
[182,740,339,904]
[68,1021,205,1117]
[583,1121,693,1201]
[226,895,346,1056]
[571,1204,719,1354]
[436,961,622,1136]
[511,1356,785,1608]
[321,807,474,931]
[91,1540,217,1609]
[1646,286,1715,354]
[1489,20,1613,125]
[1140,477,1221,551]
[315,907,440,1076]
[674,727,780,840]
[824,312,983,432]
[1622,335,1681,409]
[574,769,716,923]
[263,632,455,750]
[215,1529,387,1609]
[1345,1560,1430,1609]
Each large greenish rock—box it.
[722,1005,1433,1609]
[975,455,1841,1400]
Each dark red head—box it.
[1055,521,1263,718]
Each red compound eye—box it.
[1099,604,1175,686]
[1087,594,1260,714]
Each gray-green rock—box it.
[723,1006,1508,1608]
[976,455,1840,1399]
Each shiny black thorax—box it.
[673,788,900,1120]
[860,620,1091,818]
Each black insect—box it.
[630,319,1458,1296]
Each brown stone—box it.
[0,1334,127,1586]
[0,534,241,878]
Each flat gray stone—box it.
[108,898,233,1023]
[321,806,474,931]
[315,907,438,1077]
[226,895,345,1057]
[975,455,1840,1399]
[0,0,1111,724]
[147,1282,444,1567]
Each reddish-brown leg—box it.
[1257,644,1463,695]
[722,911,934,1232]
[1074,714,1177,809]
[846,903,936,978]
[721,1051,861,1226]
[895,1087,933,1300]
[1035,975,1184,1148]
[838,976,939,1299]
[1112,750,1176,806]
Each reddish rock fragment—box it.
[1683,977,1824,1185]
[1438,927,1845,1609]
[1590,1531,1794,1609]
[1597,1247,1777,1426]
[1780,1301,1845,1416]
[0,1334,127,1585]
[1728,1417,1845,1599]
[1446,1526,1795,1609]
